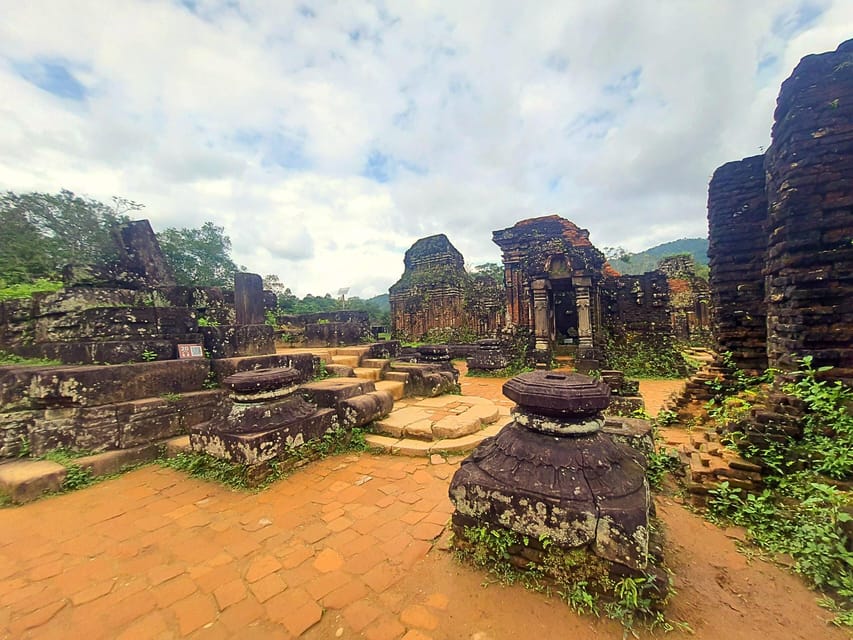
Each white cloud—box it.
[1,0,850,296]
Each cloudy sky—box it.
[1,1,850,297]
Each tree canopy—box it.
[156,222,242,287]
[0,190,242,289]
[0,190,136,285]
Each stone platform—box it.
[366,395,512,457]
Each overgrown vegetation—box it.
[0,278,63,301]
[0,350,62,367]
[42,448,96,491]
[456,523,682,636]
[160,426,368,491]
[705,356,853,626]
[604,334,692,379]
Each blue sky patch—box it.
[773,1,827,38]
[14,58,87,101]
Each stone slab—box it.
[0,460,67,504]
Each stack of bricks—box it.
[673,430,763,504]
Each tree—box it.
[473,262,505,286]
[0,190,135,285]
[156,222,241,287]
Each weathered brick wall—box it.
[707,155,768,372]
[765,40,853,381]
[601,273,671,335]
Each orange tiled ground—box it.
[0,454,458,639]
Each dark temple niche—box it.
[389,234,504,342]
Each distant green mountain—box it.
[367,293,390,311]
[609,238,709,275]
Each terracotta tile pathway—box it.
[0,454,460,639]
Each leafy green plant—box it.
[140,349,158,362]
[161,392,183,403]
[313,361,331,380]
[604,333,691,379]
[704,358,853,626]
[17,435,31,458]
[160,451,274,491]
[201,371,219,390]
[62,464,94,491]
[196,316,219,327]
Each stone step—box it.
[383,371,410,384]
[354,367,381,381]
[333,346,371,357]
[365,416,511,457]
[331,355,361,367]
[0,437,186,504]
[375,380,405,401]
[361,358,390,371]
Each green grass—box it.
[0,350,62,367]
[0,279,63,301]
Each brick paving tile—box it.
[297,522,330,544]
[411,521,446,542]
[305,570,351,600]
[381,532,414,558]
[7,599,67,636]
[245,554,282,583]
[249,572,288,603]
[266,587,323,636]
[321,578,370,610]
[374,518,409,542]
[342,599,383,632]
[213,578,247,610]
[172,592,218,636]
[331,531,377,558]
[401,630,434,640]
[218,594,266,634]
[400,509,427,525]
[327,515,354,532]
[70,578,115,605]
[397,539,433,569]
[345,546,387,575]
[194,564,242,594]
[362,561,404,593]
[313,547,344,573]
[321,507,346,522]
[114,610,172,640]
[154,575,199,608]
[277,542,316,568]
[376,494,396,508]
[400,604,439,630]
[364,614,408,640]
[27,558,64,581]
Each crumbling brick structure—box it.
[493,215,675,367]
[707,155,768,372]
[389,234,503,340]
[656,255,711,344]
[764,40,853,381]
[708,40,853,383]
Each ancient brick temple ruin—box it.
[655,255,711,344]
[493,215,674,368]
[389,234,503,341]
[708,39,853,383]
